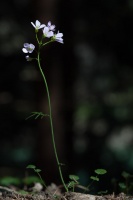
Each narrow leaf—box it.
[25,113,36,120]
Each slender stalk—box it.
[36,171,47,189]
[37,51,68,192]
[35,32,40,44]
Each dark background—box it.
[0,0,133,194]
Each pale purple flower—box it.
[43,27,54,38]
[25,55,32,61]
[47,21,55,31]
[31,20,45,30]
[53,31,63,43]
[22,43,35,53]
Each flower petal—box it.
[43,27,49,35]
[48,21,51,26]
[56,33,63,37]
[50,25,55,30]
[22,48,28,53]
[47,31,54,38]
[31,22,35,28]
[26,55,32,61]
[39,24,45,29]
[36,20,40,27]
[56,38,63,43]
[24,43,29,48]
[29,44,35,49]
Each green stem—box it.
[37,51,68,192]
[42,40,54,46]
[36,171,47,189]
[35,32,40,44]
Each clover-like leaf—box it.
[23,176,42,185]
[69,175,79,182]
[95,169,107,175]
[119,182,126,189]
[67,181,77,188]
[0,176,21,186]
[35,169,41,173]
[90,176,99,181]
[26,164,36,169]
[121,171,132,179]
[18,190,29,195]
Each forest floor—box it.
[0,185,133,200]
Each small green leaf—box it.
[90,176,99,181]
[23,176,42,185]
[0,176,21,186]
[67,181,78,188]
[119,182,126,189]
[18,190,29,195]
[69,175,79,182]
[26,165,36,169]
[95,169,107,175]
[121,171,131,179]
[35,169,41,173]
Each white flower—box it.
[47,21,55,31]
[43,27,54,38]
[54,31,63,43]
[22,43,35,53]
[31,20,45,30]
[25,55,32,61]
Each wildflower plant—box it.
[22,20,67,191]
[22,20,107,194]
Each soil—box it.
[0,185,133,200]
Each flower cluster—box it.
[22,43,35,53]
[22,20,63,61]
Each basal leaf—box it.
[67,181,77,188]
[35,169,41,173]
[90,176,99,181]
[69,175,79,181]
[95,169,107,175]
[119,182,126,189]
[26,164,36,169]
